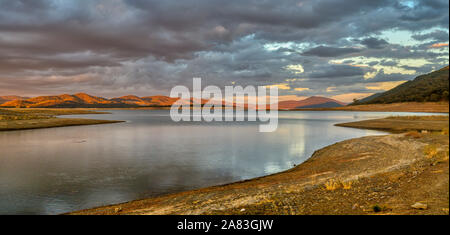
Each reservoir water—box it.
[0,110,440,214]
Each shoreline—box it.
[3,102,449,114]
[0,108,124,132]
[289,102,449,113]
[335,116,449,133]
[0,118,124,132]
[69,115,449,215]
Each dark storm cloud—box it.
[308,64,367,79]
[0,0,448,97]
[412,30,449,42]
[360,37,389,49]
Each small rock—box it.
[240,208,246,212]
[411,202,427,210]
[352,204,359,210]
[114,207,122,213]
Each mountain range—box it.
[0,93,179,108]
[0,93,346,109]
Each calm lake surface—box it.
[0,110,440,214]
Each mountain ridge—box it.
[0,93,178,108]
[354,65,449,105]
[1,93,347,109]
[278,96,347,109]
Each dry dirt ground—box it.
[336,116,449,132]
[70,117,449,215]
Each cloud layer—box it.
[0,0,448,101]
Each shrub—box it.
[405,131,422,138]
[424,144,438,159]
[324,179,340,191]
[342,181,353,190]
[372,205,382,212]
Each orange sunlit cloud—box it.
[429,43,449,48]
[265,83,291,90]
[365,81,407,91]
[294,87,310,92]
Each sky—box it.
[0,0,448,102]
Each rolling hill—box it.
[0,93,123,108]
[0,93,180,108]
[354,66,449,105]
[278,96,346,109]
[111,95,180,107]
[1,93,347,110]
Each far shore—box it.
[82,101,450,113]
[3,102,449,113]
[335,115,449,132]
[69,115,449,215]
[289,102,449,113]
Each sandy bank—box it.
[335,115,449,132]
[0,108,123,131]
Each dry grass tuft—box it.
[342,181,353,190]
[424,144,439,159]
[323,179,355,191]
[324,179,341,191]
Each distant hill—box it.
[1,93,123,108]
[278,96,346,109]
[354,66,449,105]
[1,93,347,109]
[299,101,346,109]
[0,93,180,108]
[111,95,179,107]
